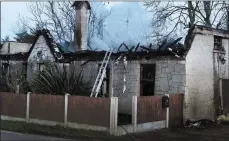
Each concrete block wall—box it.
[71,61,100,88]
[112,61,140,115]
[112,59,185,115]
[155,60,186,95]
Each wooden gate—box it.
[222,79,229,110]
[169,93,184,128]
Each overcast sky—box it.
[1,1,153,46]
[1,2,31,40]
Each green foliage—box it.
[0,75,11,92]
[0,73,31,93]
[32,63,91,96]
[17,74,32,94]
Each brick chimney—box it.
[72,1,91,51]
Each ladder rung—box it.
[91,48,113,97]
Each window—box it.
[22,62,27,76]
[140,64,156,96]
[214,36,223,50]
[97,64,110,97]
[38,62,45,71]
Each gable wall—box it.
[185,30,229,121]
[27,35,55,83]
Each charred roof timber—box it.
[61,39,186,63]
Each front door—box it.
[222,79,229,110]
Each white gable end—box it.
[28,35,55,62]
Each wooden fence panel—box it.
[0,92,26,118]
[169,93,184,128]
[222,79,229,110]
[137,96,166,124]
[68,96,110,127]
[29,94,65,122]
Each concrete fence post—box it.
[16,85,20,94]
[132,96,137,132]
[26,92,31,122]
[165,94,170,128]
[109,97,118,135]
[64,93,70,126]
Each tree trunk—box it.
[188,1,195,27]
[203,1,212,27]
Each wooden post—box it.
[16,85,20,94]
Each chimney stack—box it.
[72,1,91,51]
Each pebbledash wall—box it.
[70,58,186,115]
[185,27,229,121]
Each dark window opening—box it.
[140,64,156,96]
[98,64,110,98]
[214,36,223,50]
[38,62,45,71]
[22,62,27,76]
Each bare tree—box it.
[17,1,112,47]
[144,1,229,38]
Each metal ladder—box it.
[90,48,113,97]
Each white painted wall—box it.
[27,35,55,83]
[0,42,31,55]
[185,28,229,121]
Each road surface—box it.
[0,130,74,140]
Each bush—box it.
[0,73,31,93]
[32,63,91,96]
[0,75,11,92]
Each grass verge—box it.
[0,120,130,141]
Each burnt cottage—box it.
[1,1,229,121]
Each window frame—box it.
[140,64,156,96]
[214,35,223,50]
